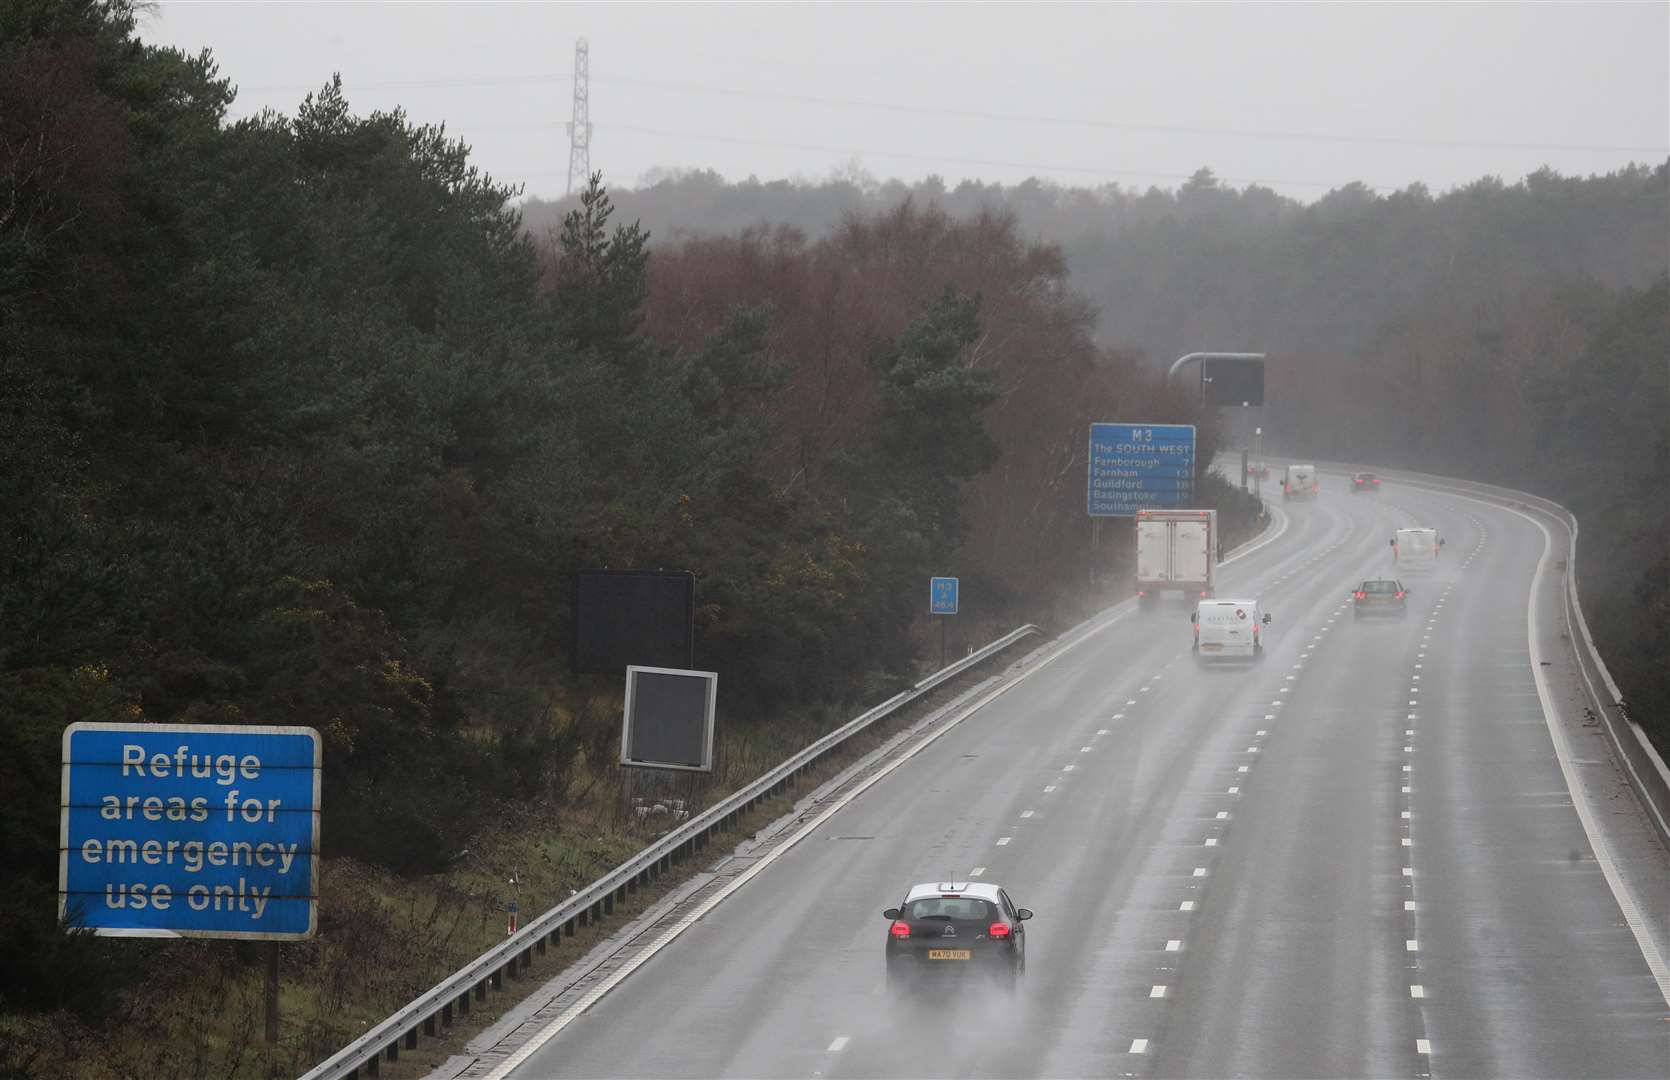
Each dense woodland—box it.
[2,1,1252,1041]
[525,161,1670,751]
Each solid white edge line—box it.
[487,538,1292,1079]
[1508,505,1670,1007]
[481,498,1314,1078]
[1378,472,1670,1006]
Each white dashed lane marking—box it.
[995,837,1011,846]
[1165,939,1181,951]
[828,1036,850,1052]
[1129,1039,1149,1054]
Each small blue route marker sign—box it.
[60,723,322,939]
[930,576,959,615]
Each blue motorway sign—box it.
[1088,423,1196,517]
[930,576,959,615]
[59,723,321,939]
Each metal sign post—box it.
[930,577,959,670]
[60,723,322,1052]
[266,942,280,1044]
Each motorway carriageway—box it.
[452,468,1670,1080]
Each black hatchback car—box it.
[884,881,1031,990]
[1351,472,1382,493]
[1353,578,1408,619]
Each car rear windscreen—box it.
[907,897,997,922]
[1362,581,1399,593]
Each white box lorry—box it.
[1282,463,1319,500]
[1136,508,1218,609]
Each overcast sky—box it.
[145,2,1669,203]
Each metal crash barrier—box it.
[300,623,1039,1080]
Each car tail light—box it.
[1373,479,1381,485]
[1355,591,1366,599]
[890,921,911,940]
[989,922,1011,939]
[1312,484,1320,492]
[1200,590,1208,598]
[1396,591,1404,599]
[1283,484,1291,493]
[1137,590,1147,598]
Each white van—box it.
[1391,527,1444,572]
[1282,464,1318,500]
[1192,598,1271,662]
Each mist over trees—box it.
[525,162,1670,743]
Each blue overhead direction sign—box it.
[930,576,959,615]
[60,723,322,939]
[1088,423,1197,517]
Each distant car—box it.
[1351,472,1382,493]
[884,881,1030,990]
[1247,460,1269,478]
[1192,598,1271,662]
[1353,578,1408,620]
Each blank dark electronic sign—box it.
[573,569,695,674]
[1200,356,1265,406]
[621,667,717,771]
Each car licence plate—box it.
[1202,643,1222,652]
[927,949,971,961]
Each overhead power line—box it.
[235,71,1669,157]
[589,74,1670,157]
[509,122,1392,192]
